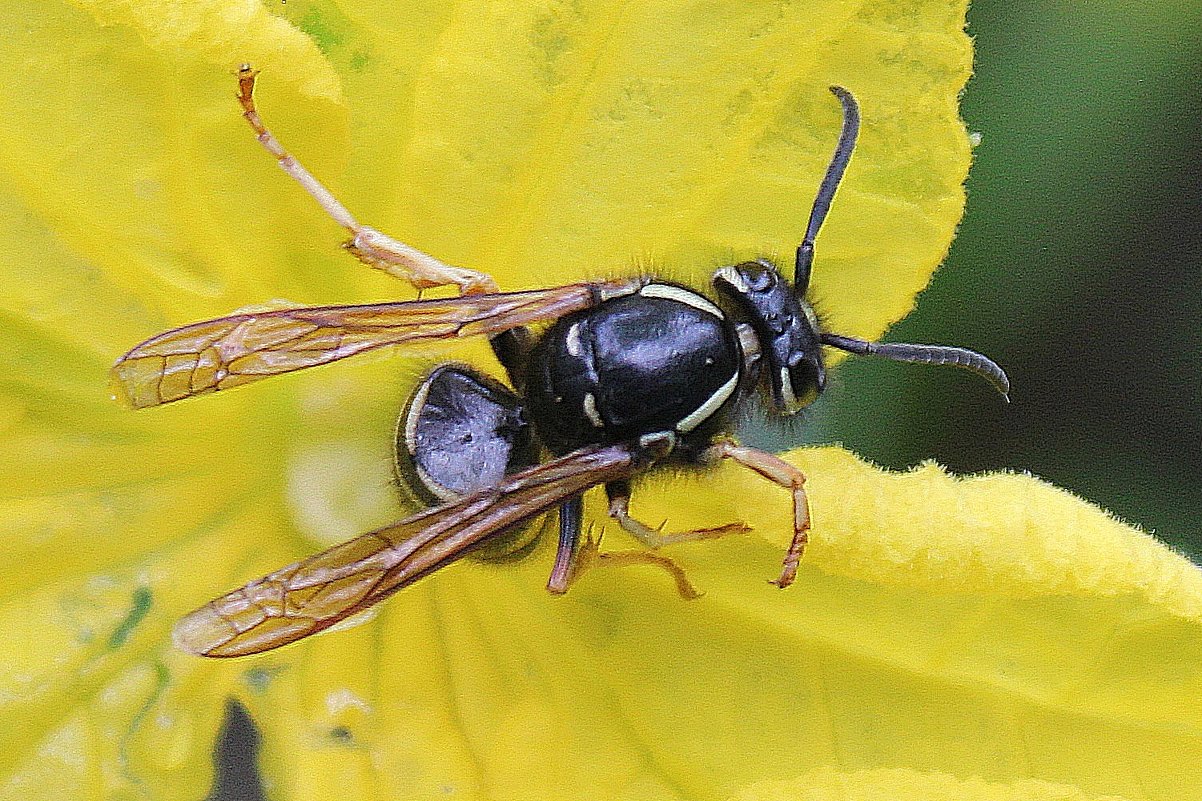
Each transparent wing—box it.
[173,443,642,657]
[112,279,641,408]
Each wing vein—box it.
[173,443,643,656]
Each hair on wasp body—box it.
[112,68,1009,658]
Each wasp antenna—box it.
[820,333,1011,401]
[795,86,861,292]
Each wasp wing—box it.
[173,443,642,657]
[112,279,641,409]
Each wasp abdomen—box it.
[397,364,537,503]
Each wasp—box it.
[112,68,1008,657]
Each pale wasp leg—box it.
[605,479,751,547]
[236,66,497,295]
[553,528,704,600]
[700,440,811,588]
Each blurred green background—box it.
[797,0,1202,559]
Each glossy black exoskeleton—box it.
[115,72,1009,656]
[395,87,1007,599]
[526,283,742,456]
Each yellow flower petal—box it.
[68,0,341,101]
[5,1,1197,801]
[771,449,1201,616]
[733,767,1134,801]
[538,451,1202,800]
[256,0,972,338]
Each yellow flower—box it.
[2,2,1200,801]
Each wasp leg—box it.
[236,66,497,295]
[490,327,533,390]
[552,528,703,600]
[546,494,703,599]
[700,441,811,588]
[605,479,750,547]
[591,544,704,600]
[546,495,584,594]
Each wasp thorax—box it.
[526,283,743,455]
[712,260,825,414]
